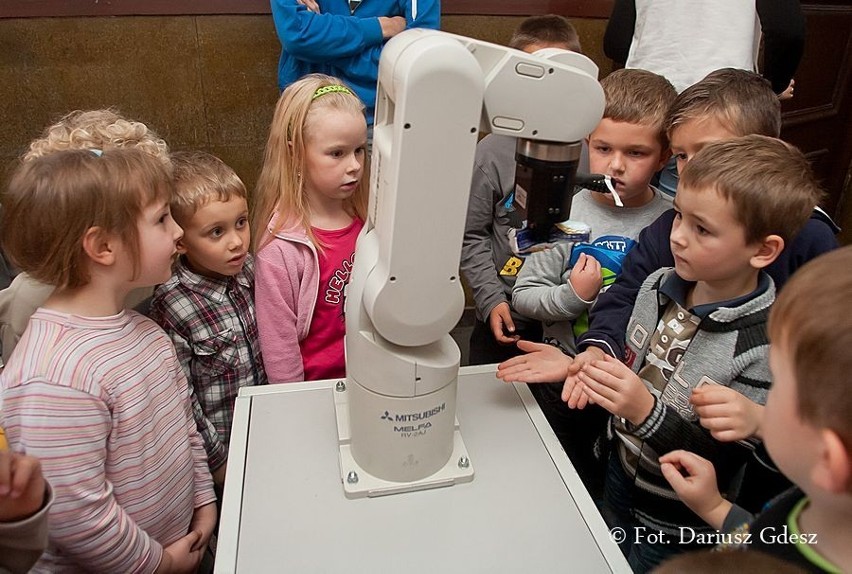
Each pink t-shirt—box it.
[300,218,363,381]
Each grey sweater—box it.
[512,188,672,353]
[618,268,775,534]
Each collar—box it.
[174,255,251,303]
[659,271,771,319]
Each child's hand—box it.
[691,385,764,442]
[0,450,47,523]
[659,450,731,530]
[568,253,602,301]
[577,354,654,424]
[159,531,204,574]
[488,302,520,345]
[561,347,606,408]
[496,340,572,383]
[189,502,218,552]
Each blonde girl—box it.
[253,74,368,383]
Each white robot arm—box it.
[342,30,604,493]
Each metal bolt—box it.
[335,380,346,392]
[347,471,359,484]
[458,456,470,469]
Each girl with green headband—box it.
[252,74,369,384]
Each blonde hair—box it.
[24,109,170,165]
[665,68,782,139]
[679,135,823,245]
[252,74,368,252]
[600,68,677,147]
[169,151,247,226]
[1,148,172,289]
[768,246,852,453]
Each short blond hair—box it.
[168,151,247,226]
[768,246,852,452]
[24,109,170,165]
[601,69,677,147]
[1,148,172,289]
[679,135,822,245]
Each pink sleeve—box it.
[1,383,163,574]
[255,247,306,383]
[170,360,217,509]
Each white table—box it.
[215,364,630,573]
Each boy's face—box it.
[670,116,739,175]
[587,118,668,208]
[764,339,821,489]
[133,199,184,285]
[177,196,250,279]
[670,185,761,291]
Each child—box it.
[460,14,583,365]
[660,245,852,572]
[507,68,675,492]
[0,149,216,573]
[570,136,822,572]
[512,67,676,356]
[252,74,368,383]
[0,109,171,364]
[149,151,267,488]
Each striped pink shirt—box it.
[0,308,216,573]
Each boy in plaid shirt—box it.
[150,151,267,488]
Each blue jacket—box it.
[271,0,440,124]
[577,207,840,359]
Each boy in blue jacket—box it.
[271,0,440,126]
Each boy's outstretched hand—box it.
[691,385,764,442]
[659,450,731,531]
[577,354,654,425]
[496,340,572,383]
[0,450,46,523]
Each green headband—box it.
[312,85,353,100]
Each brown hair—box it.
[168,151,247,226]
[1,148,172,289]
[24,109,170,165]
[679,135,822,244]
[252,74,368,253]
[665,68,782,139]
[768,245,852,450]
[508,15,582,53]
[600,68,677,147]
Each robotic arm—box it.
[342,30,604,492]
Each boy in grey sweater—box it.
[573,136,823,571]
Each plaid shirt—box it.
[149,255,266,471]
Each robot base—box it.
[333,380,474,499]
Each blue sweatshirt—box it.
[271,0,441,125]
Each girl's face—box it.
[302,108,367,208]
[132,199,183,285]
